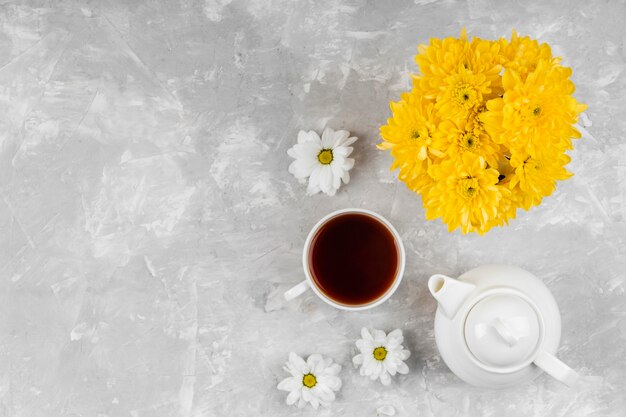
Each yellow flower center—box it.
[453,84,478,109]
[457,177,479,200]
[532,106,542,117]
[317,149,333,165]
[524,157,542,172]
[410,130,421,140]
[373,346,388,361]
[302,373,317,388]
[460,133,479,151]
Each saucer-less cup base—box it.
[283,208,405,311]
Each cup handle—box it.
[533,350,579,386]
[284,280,309,301]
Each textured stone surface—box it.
[0,1,624,416]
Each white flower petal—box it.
[333,146,353,157]
[358,358,369,376]
[297,397,306,408]
[287,146,299,159]
[288,158,317,179]
[337,135,358,148]
[277,376,299,391]
[399,349,411,361]
[324,186,337,196]
[343,157,355,171]
[288,352,308,374]
[361,327,373,341]
[321,127,336,148]
[294,141,320,155]
[319,374,342,391]
[318,165,334,195]
[363,358,378,376]
[314,384,336,402]
[341,170,350,184]
[286,388,301,405]
[307,166,322,195]
[306,183,320,195]
[332,173,341,191]
[375,361,384,378]
[297,130,309,144]
[372,329,387,343]
[331,130,350,147]
[319,363,341,380]
[302,130,322,145]
[309,392,320,409]
[352,353,363,366]
[355,338,373,352]
[307,354,325,374]
[396,360,409,375]
[387,329,404,345]
[330,153,345,165]
[385,359,398,376]
[380,371,392,386]
[297,130,321,145]
[330,164,341,190]
[284,363,300,377]
[301,387,312,402]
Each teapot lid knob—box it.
[464,292,542,369]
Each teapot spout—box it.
[428,274,476,319]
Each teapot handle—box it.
[533,350,579,386]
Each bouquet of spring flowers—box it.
[378,30,586,234]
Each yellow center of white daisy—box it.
[459,132,478,151]
[457,177,479,199]
[317,149,333,165]
[453,84,479,109]
[373,346,388,361]
[302,373,317,388]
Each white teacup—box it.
[284,208,405,311]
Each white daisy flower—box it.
[287,127,357,196]
[352,328,410,386]
[277,352,342,409]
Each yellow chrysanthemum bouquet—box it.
[379,30,586,234]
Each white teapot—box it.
[428,265,578,389]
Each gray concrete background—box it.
[0,0,624,416]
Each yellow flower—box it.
[379,91,439,193]
[432,118,501,168]
[434,67,493,121]
[480,59,587,157]
[414,29,502,102]
[379,31,585,234]
[423,153,507,234]
[508,151,572,209]
[498,30,558,80]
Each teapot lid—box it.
[464,292,541,369]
